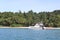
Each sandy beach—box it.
[0,27,60,30]
[45,27,60,30]
[0,27,29,28]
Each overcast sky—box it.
[0,0,60,12]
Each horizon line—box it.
[0,9,60,13]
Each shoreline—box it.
[0,27,30,28]
[0,27,60,29]
[45,27,60,30]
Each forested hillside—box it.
[0,10,60,27]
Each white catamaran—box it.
[29,22,46,29]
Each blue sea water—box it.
[0,28,60,40]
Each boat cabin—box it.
[34,22,44,28]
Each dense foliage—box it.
[0,10,60,27]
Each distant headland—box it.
[0,10,60,27]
